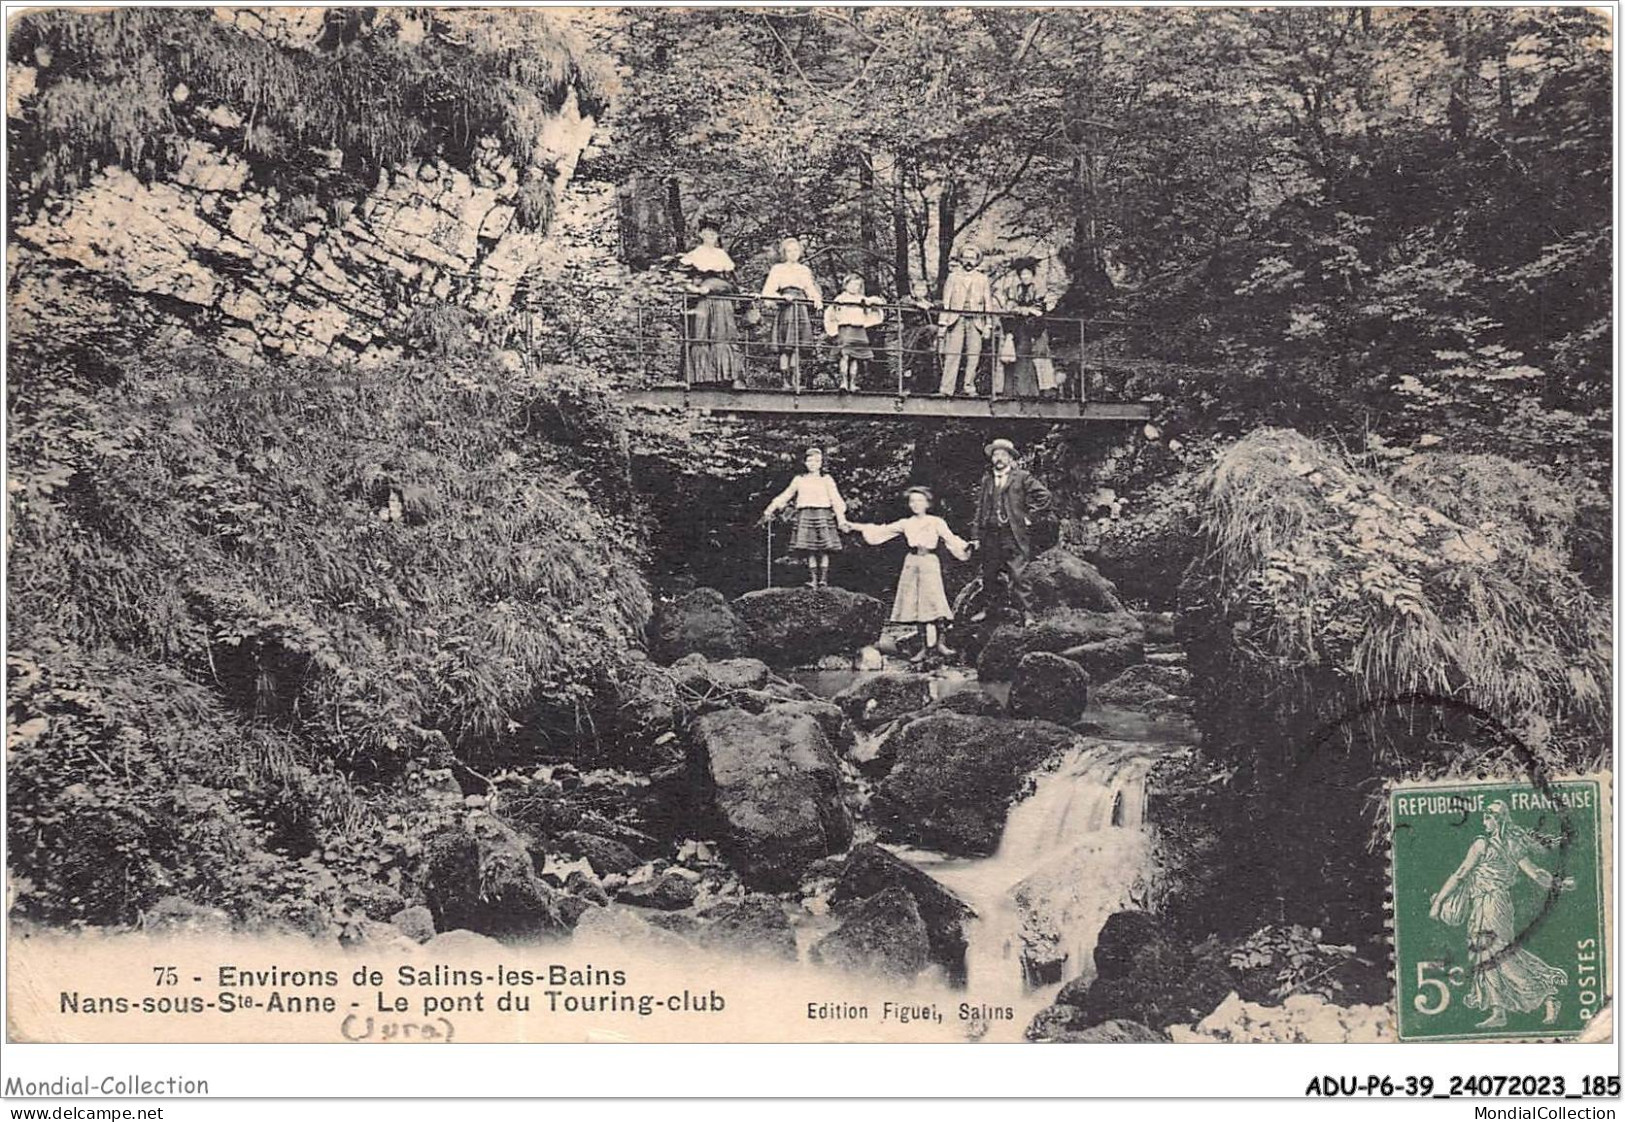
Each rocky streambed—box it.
[300,548,1395,1043]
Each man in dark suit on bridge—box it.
[970,438,1052,627]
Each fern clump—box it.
[1175,428,1609,936]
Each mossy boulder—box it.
[1008,651,1091,724]
[423,815,569,940]
[831,842,976,980]
[689,707,854,889]
[1023,547,1125,614]
[691,894,798,961]
[1093,663,1192,716]
[554,830,640,877]
[616,871,698,911]
[652,587,749,661]
[978,609,1144,681]
[831,672,935,731]
[671,654,773,695]
[871,714,1077,856]
[732,586,886,665]
[809,886,932,979]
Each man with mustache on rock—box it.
[970,438,1052,628]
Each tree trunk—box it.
[665,176,686,252]
[1444,10,1472,145]
[934,180,958,293]
[1068,153,1111,308]
[858,155,877,291]
[892,158,911,297]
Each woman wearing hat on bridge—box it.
[851,486,975,662]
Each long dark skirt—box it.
[1005,319,1051,398]
[687,295,744,383]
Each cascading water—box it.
[899,729,1173,1039]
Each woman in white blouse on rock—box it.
[852,486,975,661]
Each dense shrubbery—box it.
[8,641,332,926]
[10,348,650,764]
[7,346,652,923]
[1172,429,1609,937]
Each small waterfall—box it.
[907,738,1166,1035]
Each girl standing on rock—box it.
[759,447,848,589]
[852,486,974,661]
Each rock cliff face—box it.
[8,9,602,366]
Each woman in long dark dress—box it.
[679,225,744,386]
[1001,259,1054,399]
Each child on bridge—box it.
[824,273,885,393]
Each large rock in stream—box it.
[1022,547,1125,614]
[689,707,854,889]
[832,672,935,731]
[672,653,773,695]
[870,714,1077,856]
[652,587,749,661]
[1008,651,1090,724]
[831,843,976,981]
[979,609,1144,682]
[423,815,570,940]
[1035,911,1239,1034]
[732,586,886,665]
[809,886,932,979]
[1092,663,1192,714]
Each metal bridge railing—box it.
[516,286,1148,404]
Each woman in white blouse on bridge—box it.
[761,237,824,390]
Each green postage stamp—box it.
[1390,777,1611,1042]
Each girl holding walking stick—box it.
[758,447,849,589]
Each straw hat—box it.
[984,438,1017,459]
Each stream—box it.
[795,669,1195,1042]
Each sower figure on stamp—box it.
[1429,799,1575,1029]
[969,438,1052,628]
[937,246,997,397]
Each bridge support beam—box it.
[623,386,1150,423]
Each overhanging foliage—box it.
[7,8,608,222]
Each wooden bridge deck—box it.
[624,386,1151,422]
